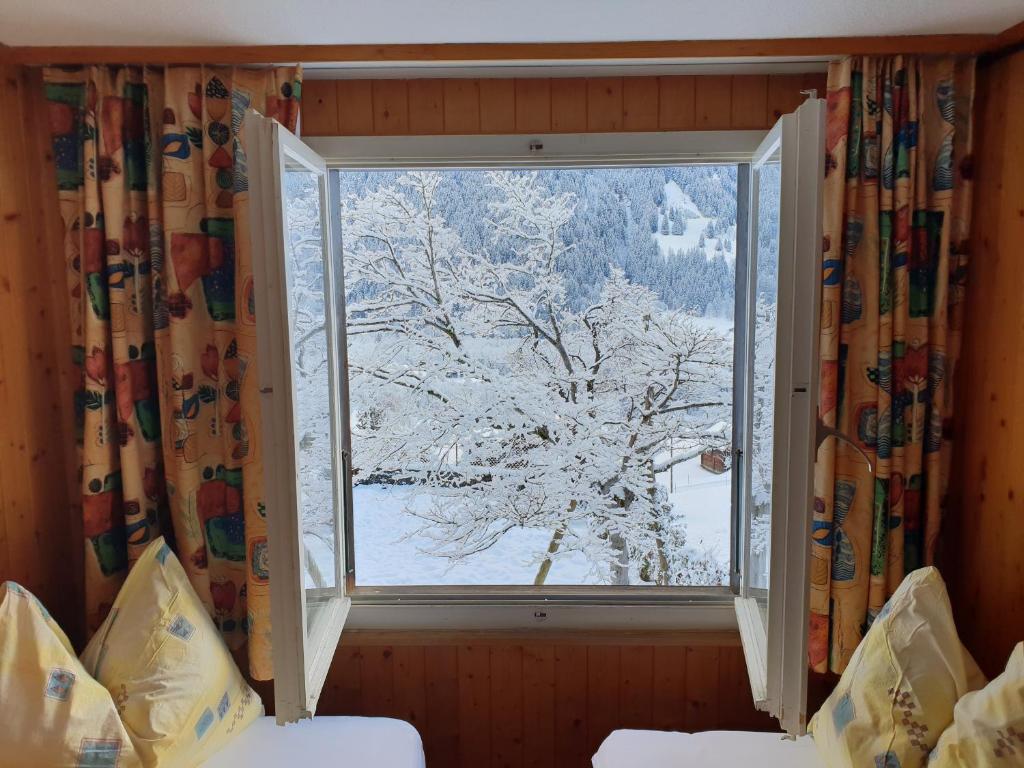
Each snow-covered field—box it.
[351,453,731,586]
[654,180,736,264]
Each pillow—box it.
[930,642,1024,766]
[81,537,262,767]
[809,567,985,768]
[0,580,141,767]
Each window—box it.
[336,165,739,589]
[246,105,824,731]
[246,113,350,724]
[733,99,825,735]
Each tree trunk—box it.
[654,534,670,585]
[608,532,631,585]
[533,526,565,586]
[534,501,578,585]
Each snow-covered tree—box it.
[747,295,777,580]
[671,215,685,236]
[340,171,732,585]
[284,172,340,586]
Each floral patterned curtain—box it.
[44,64,302,680]
[810,56,975,674]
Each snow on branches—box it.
[332,171,733,585]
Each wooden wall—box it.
[247,633,773,768]
[944,48,1024,679]
[0,64,82,639]
[300,73,827,136]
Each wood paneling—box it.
[336,80,375,135]
[730,75,768,129]
[521,646,555,768]
[0,64,81,643]
[514,79,551,133]
[300,79,339,136]
[283,635,775,768]
[371,79,410,135]
[552,645,589,766]
[478,79,516,133]
[424,646,461,765]
[945,48,1024,679]
[1,35,996,66]
[658,76,697,130]
[694,75,733,129]
[549,78,588,133]
[408,79,445,135]
[586,78,624,132]
[300,74,827,136]
[622,77,660,132]
[442,79,481,134]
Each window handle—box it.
[815,418,874,476]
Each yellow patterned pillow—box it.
[0,581,140,767]
[81,537,262,767]
[930,642,1024,766]
[809,567,985,768]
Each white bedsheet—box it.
[592,729,824,768]
[202,716,426,768]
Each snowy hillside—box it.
[342,166,740,316]
[653,180,736,265]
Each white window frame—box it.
[246,111,351,724]
[306,129,762,629]
[733,98,825,736]
[248,112,824,729]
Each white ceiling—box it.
[1,0,1020,47]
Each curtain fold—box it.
[44,64,302,680]
[810,56,975,674]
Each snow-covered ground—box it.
[653,180,736,264]
[349,453,731,586]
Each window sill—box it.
[344,588,738,633]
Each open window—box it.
[246,111,351,724]
[733,97,825,735]
[246,99,824,730]
[303,130,766,606]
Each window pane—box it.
[749,156,781,602]
[337,167,739,587]
[283,165,338,619]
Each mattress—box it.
[592,729,824,768]
[202,716,426,768]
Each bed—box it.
[202,716,426,768]
[592,729,824,768]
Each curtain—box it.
[44,64,302,680]
[810,56,975,673]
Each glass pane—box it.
[283,163,338,625]
[749,154,781,608]
[337,167,739,587]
